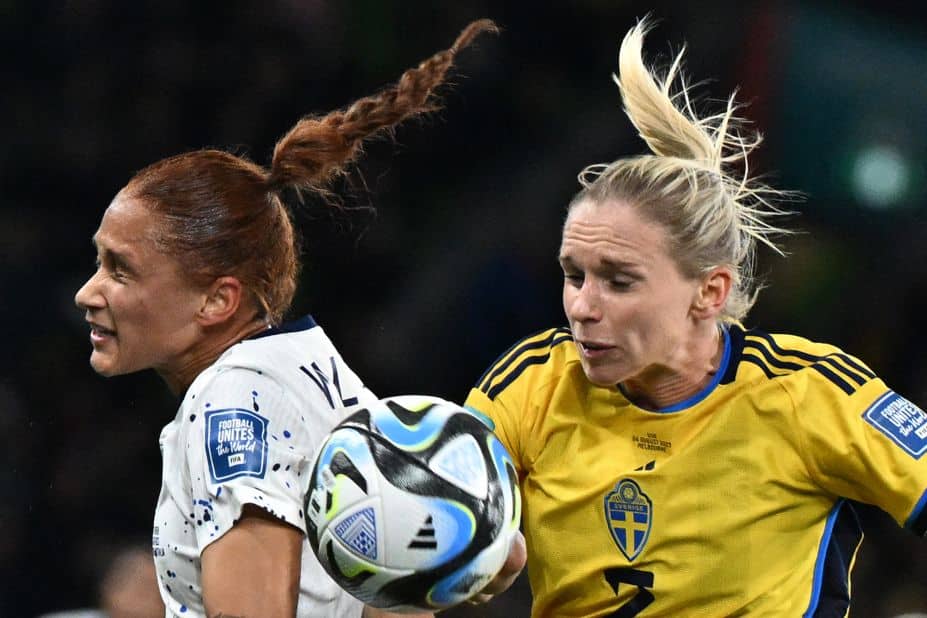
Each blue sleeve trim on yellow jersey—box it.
[903,487,927,535]
[803,500,862,617]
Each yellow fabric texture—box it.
[465,325,927,617]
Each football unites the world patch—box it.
[205,409,269,482]
[863,391,927,459]
[605,479,652,561]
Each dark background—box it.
[5,0,927,615]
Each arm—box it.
[362,608,433,618]
[201,504,302,618]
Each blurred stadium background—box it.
[4,0,927,615]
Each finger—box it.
[481,531,527,595]
[466,592,494,605]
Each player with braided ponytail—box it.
[267,19,492,194]
[467,18,927,616]
[75,20,516,618]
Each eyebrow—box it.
[558,255,642,272]
[92,236,138,274]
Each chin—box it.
[581,364,625,388]
[89,354,122,377]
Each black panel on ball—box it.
[325,539,377,598]
[385,399,438,425]
[330,450,369,494]
[356,411,508,609]
[365,432,477,507]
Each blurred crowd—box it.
[4,0,927,615]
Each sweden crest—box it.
[604,478,652,561]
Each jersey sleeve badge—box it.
[605,479,653,561]
[863,391,927,459]
[205,408,269,482]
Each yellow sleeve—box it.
[463,327,573,478]
[791,372,927,530]
[465,385,525,477]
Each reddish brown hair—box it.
[124,19,497,324]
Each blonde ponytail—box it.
[572,18,795,322]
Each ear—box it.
[196,276,244,327]
[690,266,733,320]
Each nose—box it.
[75,270,105,311]
[565,279,603,323]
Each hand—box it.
[467,530,527,605]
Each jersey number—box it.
[604,567,654,618]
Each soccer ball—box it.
[304,395,521,612]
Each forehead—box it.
[93,194,160,260]
[95,194,150,241]
[560,199,670,263]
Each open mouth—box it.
[579,340,613,355]
[90,323,116,338]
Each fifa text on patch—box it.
[205,408,269,482]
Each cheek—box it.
[114,289,182,341]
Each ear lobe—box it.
[691,267,733,320]
[197,276,243,326]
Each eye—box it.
[562,270,584,286]
[609,278,633,290]
[96,255,128,283]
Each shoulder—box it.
[472,327,578,402]
[192,320,347,392]
[727,324,879,399]
[226,321,339,372]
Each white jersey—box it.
[152,316,377,617]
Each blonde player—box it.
[466,19,927,616]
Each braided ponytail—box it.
[266,19,498,194]
[124,20,496,325]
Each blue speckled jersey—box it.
[153,316,377,617]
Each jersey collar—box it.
[618,325,732,413]
[249,314,318,340]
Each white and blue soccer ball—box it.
[304,395,521,612]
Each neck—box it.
[158,316,269,396]
[621,324,724,410]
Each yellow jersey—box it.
[464,324,927,617]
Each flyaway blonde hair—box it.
[570,18,794,322]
